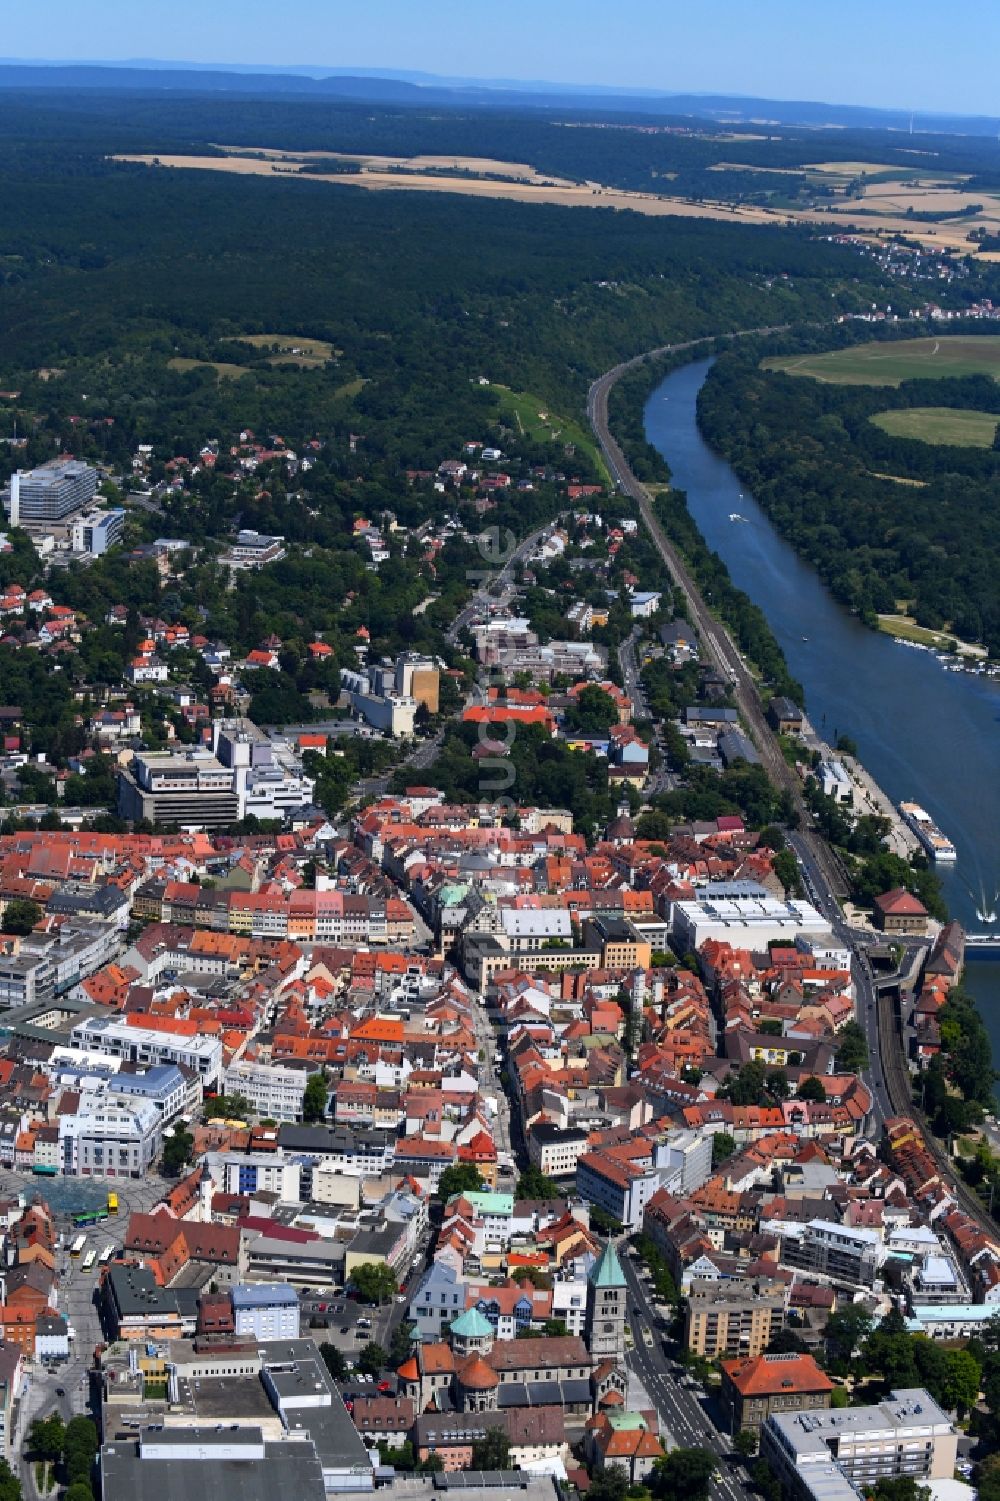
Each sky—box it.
[2,0,994,117]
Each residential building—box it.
[685,1278,787,1361]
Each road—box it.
[587,331,848,906]
[445,524,554,648]
[618,628,650,720]
[621,1252,751,1500]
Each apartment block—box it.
[685,1278,787,1360]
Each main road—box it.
[621,1250,751,1500]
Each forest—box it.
[697,336,1000,651]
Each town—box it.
[0,395,990,1501]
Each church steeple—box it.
[586,1237,628,1363]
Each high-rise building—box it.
[5,460,98,526]
[586,1237,628,1364]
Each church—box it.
[396,1239,629,1420]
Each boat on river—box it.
[899,801,957,863]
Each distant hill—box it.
[0,59,997,138]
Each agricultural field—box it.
[167,356,251,379]
[236,332,336,366]
[869,406,1000,448]
[492,386,610,482]
[763,336,1000,386]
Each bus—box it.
[69,1234,86,1257]
[81,1250,96,1272]
[73,1211,108,1228]
[107,1192,118,1215]
[98,1244,115,1266]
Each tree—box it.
[437,1163,484,1201]
[543,1318,567,1337]
[29,1414,65,1462]
[650,1448,717,1501]
[320,1343,349,1382]
[515,1165,563,1200]
[766,1327,808,1355]
[836,1021,869,1075]
[797,1075,827,1102]
[63,1416,98,1490]
[830,1386,849,1409]
[712,1132,737,1168]
[733,1430,758,1459]
[722,1060,768,1106]
[161,1125,194,1176]
[872,1480,930,1501]
[302,1072,329,1123]
[1,898,41,936]
[942,1346,981,1414]
[470,1426,512,1470]
[63,1486,93,1501]
[750,1459,781,1501]
[389,1321,416,1366]
[0,1463,21,1501]
[351,1261,397,1305]
[358,1341,389,1377]
[218,1092,252,1121]
[587,1466,630,1501]
[416,1455,444,1475]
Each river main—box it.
[644,357,1000,1073]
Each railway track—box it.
[587,334,848,902]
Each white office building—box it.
[671,882,830,952]
[231,1284,300,1341]
[223,1059,307,1123]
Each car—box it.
[394,1294,407,1303]
[340,1325,350,1334]
[55,1387,65,1397]
[377,1381,393,1394]
[317,1303,327,1312]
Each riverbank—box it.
[640,355,1000,1091]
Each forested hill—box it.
[0,97,906,462]
[697,342,1000,653]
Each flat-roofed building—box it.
[685,1278,787,1361]
[5,460,98,526]
[762,1389,958,1501]
[231,1284,300,1342]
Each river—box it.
[644,357,1000,1071]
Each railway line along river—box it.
[644,356,1000,1080]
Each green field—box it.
[763,336,1000,386]
[493,386,610,483]
[870,406,999,447]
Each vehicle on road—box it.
[81,1249,96,1272]
[55,1387,65,1398]
[107,1191,119,1214]
[69,1234,86,1258]
[99,1244,115,1265]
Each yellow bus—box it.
[107,1192,118,1215]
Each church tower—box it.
[586,1237,628,1364]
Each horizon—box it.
[1,0,996,118]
